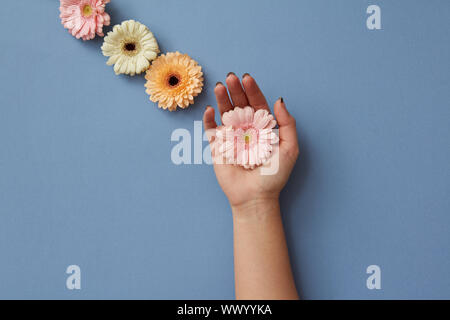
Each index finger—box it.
[214,82,233,117]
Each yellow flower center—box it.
[82,4,93,17]
[244,133,251,144]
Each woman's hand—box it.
[203,73,299,213]
[203,73,300,299]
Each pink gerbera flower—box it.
[214,107,279,169]
[59,0,111,41]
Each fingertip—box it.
[274,97,294,126]
[213,84,227,103]
[225,72,239,85]
[273,96,284,113]
[226,73,249,107]
[203,105,214,119]
[226,71,236,79]
[214,82,225,93]
[241,74,269,111]
[214,82,233,115]
[203,106,217,130]
[241,73,254,86]
[225,73,241,90]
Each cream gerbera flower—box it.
[145,52,204,111]
[101,20,159,76]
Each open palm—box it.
[203,74,299,208]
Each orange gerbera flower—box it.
[145,52,204,111]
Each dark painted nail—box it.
[215,81,223,87]
[279,97,284,103]
[242,73,251,79]
[227,72,235,78]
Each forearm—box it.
[231,199,299,300]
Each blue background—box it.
[0,0,449,299]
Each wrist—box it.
[231,197,280,222]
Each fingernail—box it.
[242,73,251,79]
[215,81,223,87]
[279,97,284,103]
[227,72,235,78]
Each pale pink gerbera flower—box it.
[214,107,279,169]
[59,0,111,41]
